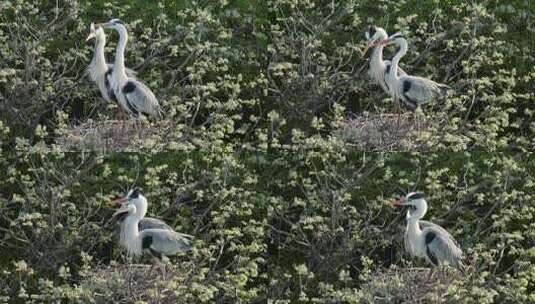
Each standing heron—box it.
[95,19,162,119]
[109,189,193,274]
[379,34,451,110]
[361,26,406,94]
[86,22,136,121]
[389,192,464,272]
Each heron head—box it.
[85,22,105,42]
[365,26,388,42]
[96,19,126,31]
[109,188,147,218]
[361,26,389,56]
[385,33,407,46]
[389,192,428,219]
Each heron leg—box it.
[395,97,402,126]
[426,267,435,281]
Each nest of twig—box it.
[56,119,174,152]
[365,265,464,303]
[334,113,430,151]
[80,259,198,304]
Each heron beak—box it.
[360,39,388,57]
[108,197,128,208]
[95,21,112,29]
[85,32,96,42]
[360,41,374,56]
[112,205,131,217]
[388,197,406,206]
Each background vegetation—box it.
[0,0,533,303]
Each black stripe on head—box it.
[113,19,124,25]
[368,26,377,37]
[129,188,139,199]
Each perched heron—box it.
[361,26,406,94]
[113,203,173,252]
[109,189,193,273]
[389,192,464,271]
[86,22,136,121]
[95,19,162,119]
[379,33,451,110]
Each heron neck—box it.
[123,213,142,256]
[114,27,129,83]
[407,218,423,236]
[94,36,107,68]
[390,43,407,81]
[370,45,384,67]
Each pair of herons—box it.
[87,19,161,123]
[362,26,451,111]
[108,189,193,274]
[108,190,464,277]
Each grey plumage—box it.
[86,23,136,104]
[116,213,172,231]
[110,189,193,260]
[397,75,450,109]
[394,192,464,270]
[120,79,162,118]
[424,229,463,268]
[96,19,162,119]
[141,229,193,256]
[383,34,451,109]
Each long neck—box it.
[123,211,142,256]
[370,44,385,67]
[93,35,107,69]
[114,26,129,82]
[407,209,423,240]
[390,42,407,81]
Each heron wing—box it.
[140,229,192,256]
[419,220,460,247]
[424,228,463,268]
[106,64,137,78]
[123,79,161,118]
[400,75,450,105]
[139,217,173,231]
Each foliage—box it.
[0,0,533,303]
[0,0,532,150]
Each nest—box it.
[334,113,430,151]
[56,119,173,152]
[80,259,197,304]
[365,265,464,303]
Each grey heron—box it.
[376,33,451,110]
[109,189,193,273]
[112,201,173,252]
[86,22,136,121]
[95,19,162,119]
[361,26,406,94]
[389,192,464,271]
